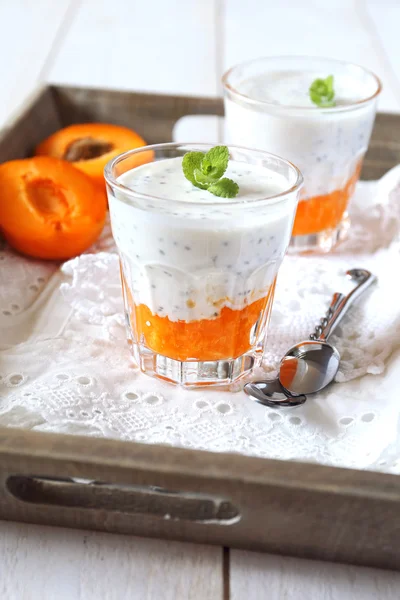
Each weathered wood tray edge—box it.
[0,85,399,571]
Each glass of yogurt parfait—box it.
[105,143,302,387]
[223,56,381,253]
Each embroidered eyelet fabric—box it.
[1,167,400,474]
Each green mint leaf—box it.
[182,151,208,189]
[325,74,334,95]
[309,75,336,108]
[208,178,239,198]
[193,168,220,186]
[201,146,229,180]
[182,145,239,197]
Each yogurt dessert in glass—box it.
[105,143,302,387]
[223,57,381,252]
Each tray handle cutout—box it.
[6,475,241,525]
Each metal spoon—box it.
[244,291,345,408]
[244,379,307,408]
[244,268,376,407]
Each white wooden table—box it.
[1,1,400,597]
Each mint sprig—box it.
[309,75,336,108]
[182,145,239,198]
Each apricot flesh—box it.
[0,156,106,260]
[35,123,147,189]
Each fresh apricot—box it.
[0,156,106,260]
[35,123,147,189]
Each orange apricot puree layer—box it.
[292,161,362,236]
[127,284,276,362]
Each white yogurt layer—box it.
[237,70,374,108]
[225,69,378,198]
[109,157,297,322]
[116,156,288,202]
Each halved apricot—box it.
[0,156,106,260]
[35,123,147,189]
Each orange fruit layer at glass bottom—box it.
[292,161,362,236]
[124,282,276,362]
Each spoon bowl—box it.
[280,340,340,395]
[244,380,307,407]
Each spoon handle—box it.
[312,268,377,342]
[309,292,345,341]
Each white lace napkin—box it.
[1,166,400,473]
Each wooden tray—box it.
[1,85,400,571]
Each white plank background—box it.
[1,0,400,598]
[0,0,73,126]
[0,522,223,600]
[230,552,400,600]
